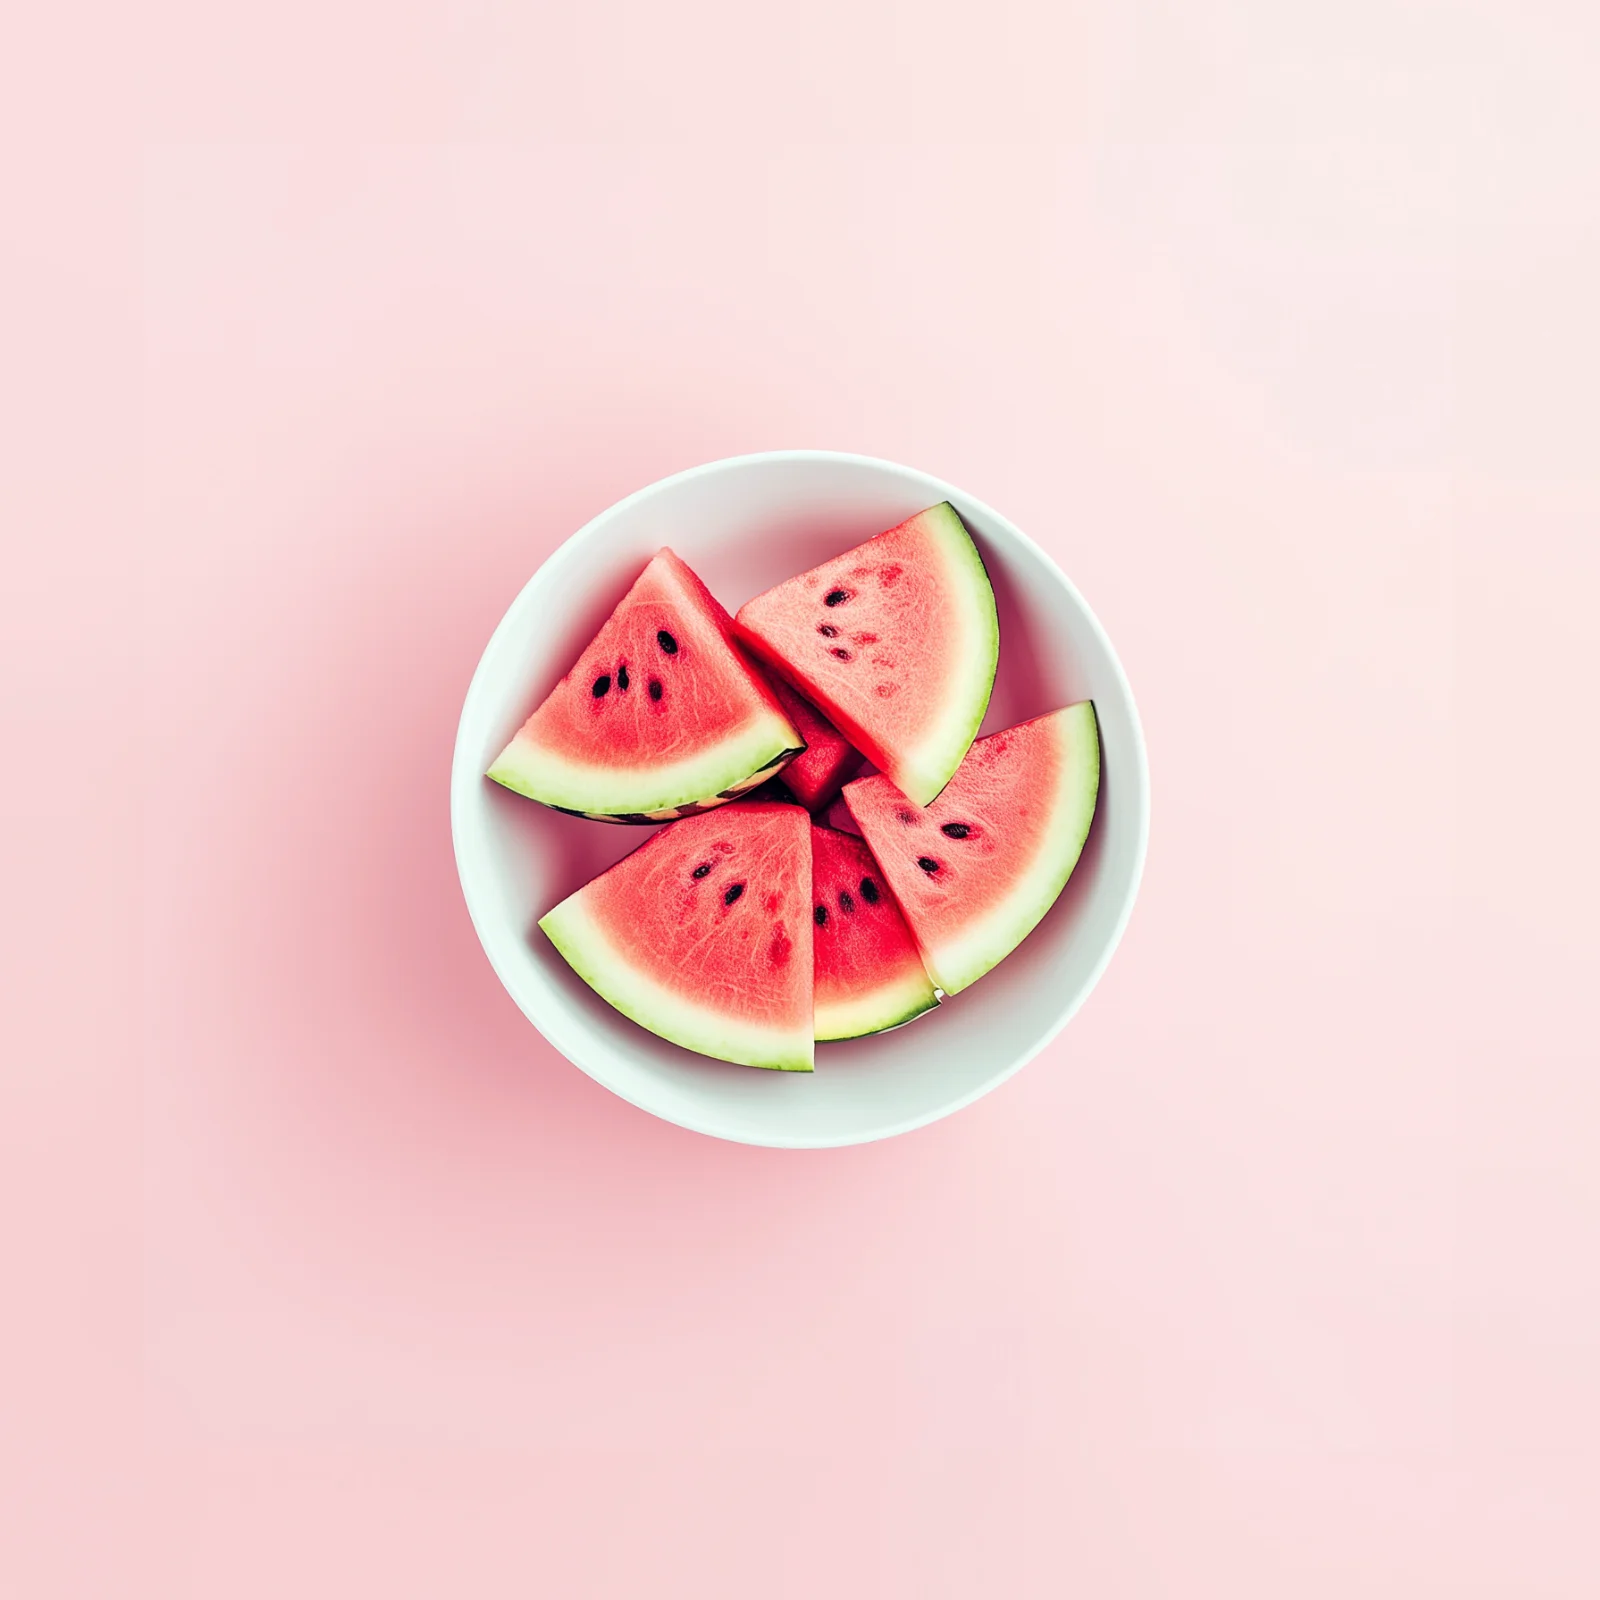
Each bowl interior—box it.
[452,453,1147,1146]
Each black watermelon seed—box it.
[824,589,849,606]
[813,904,828,926]
[859,877,880,904]
[940,822,971,839]
[648,678,663,701]
[817,623,838,638]
[616,664,629,691]
[591,674,611,697]
[723,882,745,906]
[839,889,855,914]
[656,630,678,655]
[692,862,712,879]
[896,808,916,824]
[831,648,853,661]
[917,856,940,874]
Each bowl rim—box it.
[450,448,1150,1148]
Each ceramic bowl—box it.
[451,451,1148,1147]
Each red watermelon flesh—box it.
[489,549,802,823]
[843,703,1100,995]
[539,800,814,1071]
[810,824,937,1041]
[819,793,861,836]
[733,503,998,807]
[765,675,862,810]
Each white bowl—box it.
[451,451,1148,1147]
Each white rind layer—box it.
[814,966,939,1042]
[488,708,799,817]
[539,894,815,1072]
[894,504,999,806]
[924,701,1101,995]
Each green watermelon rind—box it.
[538,895,816,1073]
[920,700,1101,995]
[525,748,803,824]
[814,968,939,1043]
[487,713,803,820]
[897,503,1001,806]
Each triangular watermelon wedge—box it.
[539,801,814,1071]
[489,550,803,823]
[843,703,1100,995]
[733,504,998,806]
[810,824,937,1041]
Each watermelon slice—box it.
[539,801,814,1071]
[810,824,938,1041]
[843,703,1100,995]
[733,503,998,806]
[765,676,861,811]
[489,549,803,823]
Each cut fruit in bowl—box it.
[734,503,998,807]
[540,801,815,1072]
[810,823,938,1042]
[844,702,1101,997]
[488,548,802,822]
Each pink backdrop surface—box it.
[4,2,1598,1595]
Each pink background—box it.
[5,2,1598,1594]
